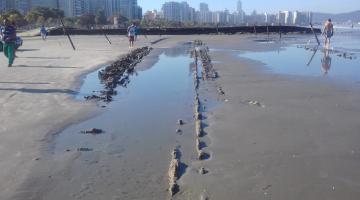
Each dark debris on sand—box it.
[85,47,153,102]
[80,128,103,135]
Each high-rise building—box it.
[213,10,228,24]
[7,0,15,9]
[60,0,90,17]
[1,0,15,11]
[104,0,118,17]
[119,0,131,18]
[15,0,31,14]
[199,2,208,12]
[237,0,242,13]
[0,0,4,12]
[198,3,212,23]
[89,0,106,14]
[235,0,244,24]
[307,12,313,24]
[277,11,292,25]
[162,1,194,22]
[179,2,191,22]
[1,0,55,14]
[135,5,142,19]
[104,0,141,19]
[162,2,181,22]
[293,11,313,25]
[293,11,300,24]
[31,0,58,8]
[119,0,136,19]
[0,0,8,12]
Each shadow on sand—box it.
[14,65,78,69]
[17,49,40,52]
[175,149,188,179]
[18,56,70,60]
[150,37,168,45]
[0,88,78,95]
[0,81,51,85]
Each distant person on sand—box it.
[321,50,332,75]
[2,19,17,67]
[135,24,140,41]
[40,25,48,40]
[127,23,136,48]
[323,19,334,48]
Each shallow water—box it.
[328,27,360,53]
[240,30,360,82]
[56,47,194,153]
[48,46,196,199]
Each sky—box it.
[138,0,360,14]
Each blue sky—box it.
[138,0,360,14]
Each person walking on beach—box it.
[127,23,136,48]
[135,24,140,41]
[323,19,334,48]
[2,19,17,67]
[40,25,48,40]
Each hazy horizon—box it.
[138,0,360,14]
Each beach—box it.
[1,33,360,200]
[177,34,360,199]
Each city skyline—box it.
[156,1,311,26]
[0,0,143,20]
[139,0,360,14]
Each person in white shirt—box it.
[127,23,136,48]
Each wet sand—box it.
[177,36,360,199]
[1,34,360,200]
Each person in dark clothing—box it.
[0,26,3,52]
[40,25,48,40]
[2,19,17,67]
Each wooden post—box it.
[102,28,112,44]
[309,23,320,46]
[60,18,76,50]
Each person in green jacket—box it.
[2,18,17,67]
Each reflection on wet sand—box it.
[240,44,360,80]
[164,44,191,57]
[321,49,332,75]
[306,47,332,75]
[306,46,319,66]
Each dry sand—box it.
[1,34,360,200]
[0,34,174,200]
